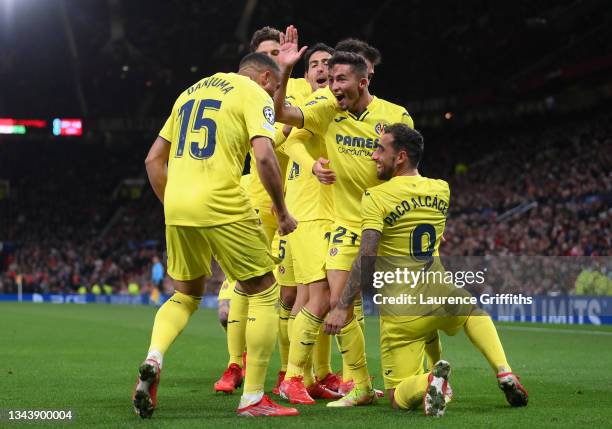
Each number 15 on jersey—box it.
[175,98,222,160]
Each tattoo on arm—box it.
[337,229,381,309]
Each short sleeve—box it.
[443,181,451,213]
[400,110,414,129]
[243,83,276,141]
[298,88,336,135]
[361,190,385,232]
[159,109,175,142]
[273,125,287,149]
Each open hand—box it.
[278,25,308,70]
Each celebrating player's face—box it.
[329,64,366,111]
[372,132,398,180]
[305,50,331,91]
[256,40,281,63]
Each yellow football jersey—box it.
[159,72,276,227]
[361,175,450,257]
[247,77,307,209]
[286,77,313,104]
[363,175,459,319]
[283,87,334,221]
[239,173,252,191]
[299,89,415,229]
[284,131,333,221]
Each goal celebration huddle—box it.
[133,24,528,419]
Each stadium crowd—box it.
[443,114,611,257]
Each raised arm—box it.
[324,229,382,334]
[145,136,171,204]
[251,136,297,235]
[273,25,308,127]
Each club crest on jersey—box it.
[263,106,275,125]
[374,122,386,135]
[278,265,286,274]
[329,247,339,257]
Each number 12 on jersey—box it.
[175,98,222,160]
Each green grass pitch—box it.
[1,302,611,428]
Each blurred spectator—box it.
[151,256,164,291]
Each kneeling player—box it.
[325,124,528,416]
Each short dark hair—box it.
[303,43,334,70]
[249,26,281,52]
[327,51,368,78]
[334,38,381,66]
[385,123,424,168]
[239,52,280,73]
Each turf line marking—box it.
[497,325,612,336]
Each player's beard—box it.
[376,163,393,181]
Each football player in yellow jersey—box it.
[331,37,443,380]
[273,49,413,406]
[215,173,252,330]
[133,53,301,418]
[273,34,388,397]
[250,25,308,354]
[213,25,310,396]
[276,37,377,340]
[270,42,345,403]
[325,124,528,416]
[247,26,310,244]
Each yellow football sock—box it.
[354,296,366,333]
[424,331,441,371]
[304,352,315,387]
[288,314,295,340]
[278,300,292,372]
[351,296,365,381]
[340,345,352,382]
[243,282,280,394]
[149,292,200,355]
[226,288,248,367]
[314,325,333,379]
[336,316,371,390]
[394,373,429,410]
[285,308,322,381]
[464,312,511,374]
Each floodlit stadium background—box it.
[1,0,609,300]
[0,1,611,427]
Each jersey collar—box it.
[392,174,423,183]
[347,96,379,121]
